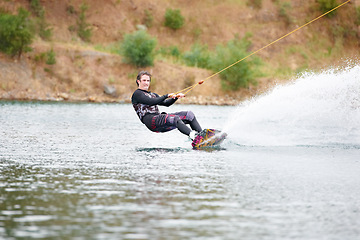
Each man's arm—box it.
[159,98,177,107]
[132,89,168,106]
[159,92,186,106]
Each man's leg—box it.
[149,111,202,137]
[176,111,202,132]
[174,117,191,135]
[148,113,190,136]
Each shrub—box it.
[30,0,43,17]
[209,34,262,90]
[278,1,292,26]
[46,49,56,65]
[37,19,52,40]
[183,35,262,91]
[183,43,210,68]
[164,8,184,30]
[0,8,34,58]
[247,0,262,9]
[77,2,92,42]
[121,30,157,67]
[192,27,202,40]
[34,52,46,63]
[168,46,181,57]
[30,0,52,40]
[66,5,76,15]
[158,45,181,58]
[317,0,339,17]
[356,7,360,26]
[143,9,153,28]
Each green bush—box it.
[143,9,153,28]
[317,0,339,17]
[121,30,157,67]
[168,46,181,57]
[278,1,292,26]
[247,0,262,9]
[0,8,34,58]
[46,49,56,65]
[183,43,210,68]
[158,45,181,58]
[209,34,262,90]
[77,2,92,42]
[38,19,52,40]
[30,0,43,17]
[356,7,360,26]
[66,5,76,15]
[30,0,52,40]
[182,35,262,91]
[183,35,262,90]
[164,8,184,30]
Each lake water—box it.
[1,65,360,239]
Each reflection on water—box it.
[1,102,360,239]
[136,147,189,153]
[136,147,226,153]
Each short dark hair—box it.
[136,70,151,86]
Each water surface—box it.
[1,65,360,239]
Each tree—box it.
[0,8,34,58]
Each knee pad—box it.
[186,111,195,121]
[173,115,181,126]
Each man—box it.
[131,70,202,140]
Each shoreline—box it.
[0,94,243,106]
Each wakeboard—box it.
[191,129,227,149]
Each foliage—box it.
[356,7,360,26]
[317,0,339,17]
[164,8,184,30]
[247,0,262,9]
[46,49,56,65]
[158,45,181,58]
[143,9,153,28]
[66,5,76,15]
[182,35,262,91]
[168,46,181,57]
[30,0,43,17]
[37,18,52,40]
[33,49,56,65]
[183,43,210,68]
[0,8,34,58]
[120,30,157,67]
[30,0,52,40]
[192,27,202,40]
[278,1,292,26]
[209,34,262,90]
[77,2,92,42]
[34,52,46,62]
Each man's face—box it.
[138,74,151,91]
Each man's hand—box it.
[168,93,185,99]
[175,93,185,99]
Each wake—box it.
[223,62,360,147]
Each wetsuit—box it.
[131,89,202,135]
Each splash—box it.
[224,63,360,147]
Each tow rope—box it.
[173,0,351,96]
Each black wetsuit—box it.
[131,89,202,135]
